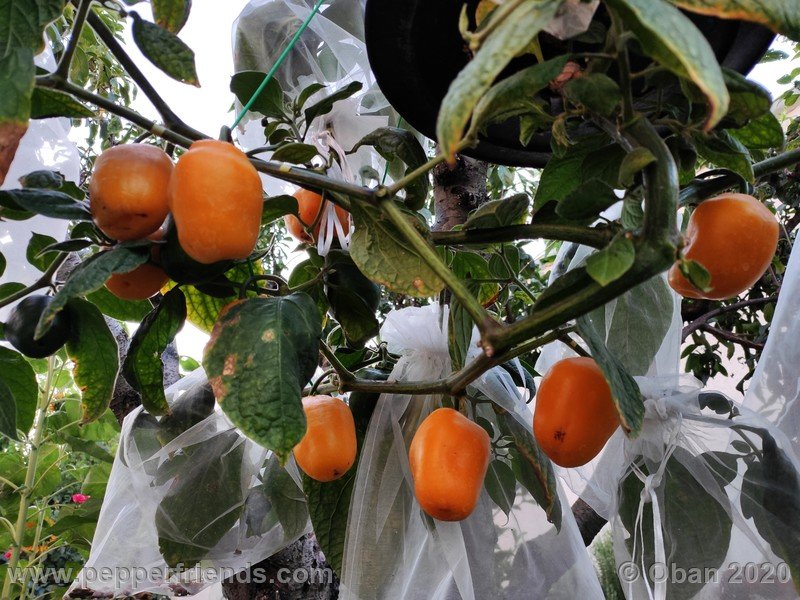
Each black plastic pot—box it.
[365,1,775,167]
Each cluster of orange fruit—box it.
[91,141,350,300]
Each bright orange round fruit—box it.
[534,357,619,468]
[293,395,357,482]
[285,189,350,244]
[409,407,491,521]
[89,144,173,241]
[668,193,779,300]
[105,263,169,300]
[169,140,264,264]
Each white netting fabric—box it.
[67,369,309,597]
[339,304,604,599]
[231,0,397,256]
[0,49,80,321]
[537,225,800,599]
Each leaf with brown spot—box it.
[203,293,321,462]
[64,298,120,423]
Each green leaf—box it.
[0,0,65,53]
[534,135,620,210]
[692,130,754,182]
[0,379,17,440]
[156,432,245,567]
[742,431,800,586]
[577,313,645,437]
[0,47,34,121]
[591,276,674,376]
[18,169,64,189]
[303,467,355,575]
[25,232,57,271]
[297,82,326,109]
[0,252,5,277]
[204,294,321,462]
[36,247,149,338]
[152,0,191,33]
[448,292,474,372]
[618,147,656,187]
[123,289,186,416]
[288,258,327,319]
[563,73,622,116]
[166,262,258,333]
[470,55,568,133]
[350,127,429,210]
[85,286,152,322]
[484,459,516,517]
[729,111,785,150]
[230,71,286,119]
[0,347,37,435]
[267,467,308,541]
[721,69,772,127]
[605,0,728,130]
[679,257,712,293]
[436,0,563,159]
[131,12,199,86]
[0,188,91,220]
[463,194,529,229]
[65,298,120,423]
[324,250,380,349]
[262,194,298,225]
[672,0,800,40]
[585,235,636,286]
[450,252,498,306]
[304,81,362,126]
[349,204,444,298]
[556,178,620,221]
[497,412,561,527]
[30,87,93,119]
[271,142,319,164]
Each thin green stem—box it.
[319,342,354,382]
[497,246,536,304]
[1,357,55,600]
[380,199,498,339]
[86,10,206,142]
[380,154,447,197]
[55,0,93,80]
[430,222,614,248]
[610,9,635,123]
[0,253,68,310]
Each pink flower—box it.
[71,493,90,504]
[3,549,12,560]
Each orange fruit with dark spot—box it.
[668,193,779,300]
[409,407,491,521]
[89,144,173,241]
[285,189,350,244]
[169,140,264,264]
[534,357,619,468]
[293,395,357,482]
[105,263,169,300]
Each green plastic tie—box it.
[231,0,325,129]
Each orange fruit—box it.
[105,263,169,300]
[534,357,619,468]
[285,189,350,244]
[293,395,357,482]
[169,140,263,264]
[89,144,173,241]
[668,193,779,300]
[409,407,491,521]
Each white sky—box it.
[69,6,800,394]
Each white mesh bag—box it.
[66,368,309,598]
[339,304,604,599]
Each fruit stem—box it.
[1,356,55,600]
